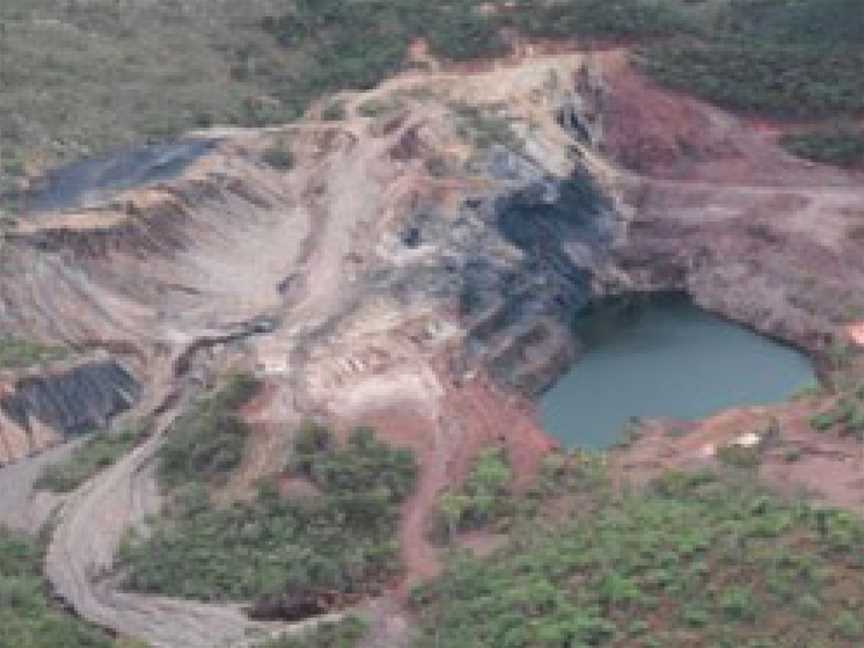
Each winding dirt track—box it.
[40,110,394,647]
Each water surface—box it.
[541,294,814,449]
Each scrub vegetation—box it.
[414,465,864,647]
[156,372,260,490]
[0,527,113,648]
[36,419,150,493]
[0,336,68,369]
[780,127,864,169]
[5,0,863,198]
[119,413,417,607]
[809,382,864,440]
[639,0,864,119]
[436,447,515,542]
[256,615,368,648]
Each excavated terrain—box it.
[0,48,863,647]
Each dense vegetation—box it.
[257,615,368,648]
[437,447,514,541]
[119,420,416,604]
[5,0,863,200]
[0,336,68,369]
[810,382,864,440]
[156,372,260,490]
[639,0,864,119]
[414,466,864,647]
[36,419,150,493]
[781,127,864,169]
[0,527,113,648]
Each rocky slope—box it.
[0,48,862,646]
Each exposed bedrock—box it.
[459,171,616,395]
[15,139,218,213]
[0,361,139,464]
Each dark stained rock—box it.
[0,361,139,438]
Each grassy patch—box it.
[413,468,864,647]
[156,372,260,491]
[809,388,864,440]
[436,447,514,542]
[0,527,113,648]
[0,336,68,369]
[781,127,864,168]
[509,0,686,39]
[35,419,150,493]
[256,615,368,648]
[118,423,417,605]
[638,0,864,119]
[451,102,523,152]
[261,140,295,171]
[639,40,864,118]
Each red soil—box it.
[344,365,555,596]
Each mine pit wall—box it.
[613,211,838,359]
[455,165,834,406]
[456,167,620,398]
[0,361,140,464]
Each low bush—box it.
[256,615,367,648]
[809,387,864,440]
[639,41,864,119]
[436,447,513,541]
[119,423,416,604]
[0,336,68,369]
[510,0,686,39]
[261,142,295,170]
[0,527,113,648]
[156,372,260,490]
[450,102,523,152]
[781,127,864,168]
[36,419,150,493]
[414,469,864,646]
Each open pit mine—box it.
[1,49,863,647]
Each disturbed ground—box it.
[0,47,863,646]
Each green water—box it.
[541,294,815,449]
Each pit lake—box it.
[541,294,815,449]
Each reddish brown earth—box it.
[338,363,555,593]
[610,395,864,516]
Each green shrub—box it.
[782,127,864,168]
[357,97,403,118]
[120,424,416,603]
[716,444,761,469]
[511,0,686,39]
[320,100,347,121]
[256,615,367,647]
[0,527,112,648]
[261,142,295,170]
[436,447,513,540]
[834,610,864,640]
[156,373,260,490]
[451,102,522,152]
[0,336,68,369]
[718,586,758,622]
[639,40,864,119]
[36,419,150,493]
[414,470,864,647]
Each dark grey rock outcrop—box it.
[1,361,139,438]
